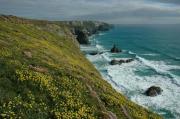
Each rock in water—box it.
[110,60,121,65]
[111,45,121,53]
[145,86,163,97]
[110,58,134,65]
[89,52,98,55]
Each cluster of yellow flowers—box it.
[0,66,96,118]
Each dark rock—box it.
[125,58,134,63]
[118,60,126,63]
[145,86,163,97]
[99,52,104,55]
[67,21,112,44]
[111,45,121,53]
[110,60,121,65]
[75,30,89,44]
[89,51,104,55]
[89,52,98,55]
[110,58,134,65]
[98,24,111,31]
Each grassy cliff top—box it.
[0,15,162,119]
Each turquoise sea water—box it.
[81,24,180,119]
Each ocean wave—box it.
[141,53,159,56]
[82,41,180,119]
[137,45,180,61]
[98,51,180,118]
[105,59,180,119]
[98,33,106,36]
[96,44,104,51]
[136,55,180,86]
[128,51,136,55]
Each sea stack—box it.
[111,44,121,53]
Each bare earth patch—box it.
[29,65,48,73]
[23,51,32,58]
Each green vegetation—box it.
[0,15,162,119]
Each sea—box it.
[80,24,180,119]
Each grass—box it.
[0,15,162,119]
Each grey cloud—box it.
[1,0,180,24]
[150,0,180,4]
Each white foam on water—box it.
[99,33,106,36]
[128,51,136,55]
[136,56,180,86]
[82,42,180,118]
[136,56,180,72]
[141,53,159,56]
[80,45,97,52]
[105,59,180,118]
[96,44,104,51]
[101,52,111,62]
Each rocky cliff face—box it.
[61,21,112,44]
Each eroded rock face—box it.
[75,30,89,44]
[145,86,163,97]
[68,22,112,44]
[111,45,121,53]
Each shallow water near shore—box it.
[81,24,180,119]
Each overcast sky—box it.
[1,0,180,24]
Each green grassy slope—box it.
[0,15,162,119]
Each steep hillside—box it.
[0,15,161,119]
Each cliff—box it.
[0,15,161,119]
[60,21,112,44]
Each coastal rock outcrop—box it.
[110,58,134,65]
[111,45,121,53]
[98,24,112,31]
[144,86,163,97]
[64,21,112,44]
[75,30,89,44]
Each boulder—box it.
[111,45,121,53]
[144,86,163,97]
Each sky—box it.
[1,0,180,24]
